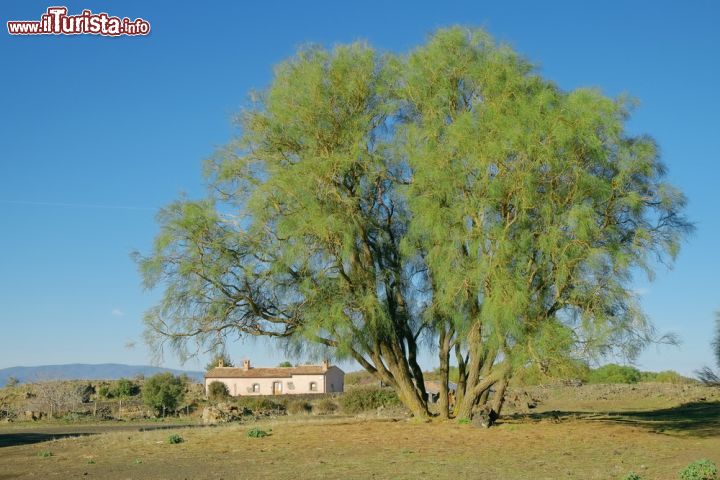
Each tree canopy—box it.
[142,373,185,415]
[205,352,234,371]
[138,27,691,421]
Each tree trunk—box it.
[455,362,508,421]
[437,323,453,419]
[479,377,508,428]
[380,342,429,419]
[453,342,467,415]
[455,338,483,418]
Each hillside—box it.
[0,364,204,386]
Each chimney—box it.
[218,358,224,368]
[321,360,329,372]
[243,359,251,371]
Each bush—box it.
[246,428,269,438]
[313,398,337,415]
[207,381,230,402]
[588,364,642,384]
[287,400,312,415]
[114,378,139,398]
[142,373,185,416]
[97,384,112,399]
[621,473,642,480]
[680,460,718,480]
[167,434,184,444]
[235,397,285,414]
[640,370,694,384]
[339,388,401,414]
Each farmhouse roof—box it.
[205,364,340,379]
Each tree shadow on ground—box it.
[0,432,95,448]
[512,401,720,438]
[0,423,201,448]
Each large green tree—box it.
[138,28,690,421]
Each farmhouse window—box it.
[309,381,317,392]
[252,383,260,392]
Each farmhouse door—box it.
[273,381,282,395]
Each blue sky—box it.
[0,1,718,375]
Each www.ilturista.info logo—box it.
[7,6,150,36]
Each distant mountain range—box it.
[0,364,204,387]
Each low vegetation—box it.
[679,460,718,480]
[246,427,269,438]
[339,387,401,414]
[207,381,230,402]
[287,400,312,415]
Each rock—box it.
[471,408,498,428]
[202,406,224,425]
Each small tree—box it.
[114,378,139,398]
[32,381,83,417]
[205,353,233,371]
[113,378,139,415]
[277,361,293,367]
[697,313,720,386]
[6,377,19,387]
[207,381,230,401]
[142,373,185,416]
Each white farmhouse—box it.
[205,359,344,396]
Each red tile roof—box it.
[205,365,333,379]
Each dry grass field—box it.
[1,384,719,480]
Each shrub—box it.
[246,428,269,438]
[639,370,694,384]
[167,434,184,444]
[287,400,312,415]
[114,378,139,398]
[37,450,52,458]
[207,381,230,402]
[457,418,471,425]
[588,364,642,384]
[621,473,642,480]
[235,397,284,414]
[680,460,718,480]
[142,373,186,416]
[339,388,401,414]
[97,384,112,399]
[313,398,337,415]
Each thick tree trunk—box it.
[453,343,467,415]
[475,377,509,428]
[437,324,453,419]
[373,341,430,419]
[455,325,483,419]
[488,377,508,424]
[455,362,508,421]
